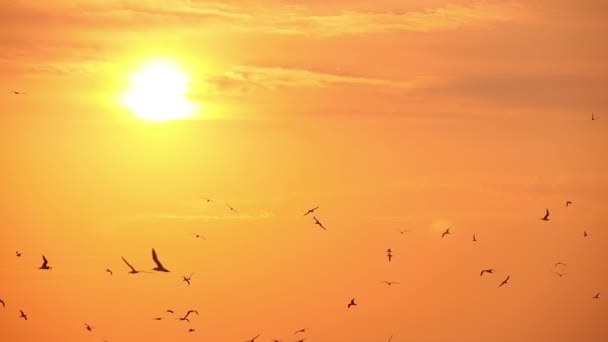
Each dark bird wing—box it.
[0,299,4,307]
[121,257,137,272]
[152,248,166,269]
[543,209,549,219]
[42,255,48,267]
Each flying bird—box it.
[39,255,52,270]
[396,229,409,234]
[480,269,495,276]
[592,112,599,121]
[183,273,195,286]
[441,228,451,238]
[202,197,215,203]
[13,91,25,95]
[553,272,567,278]
[294,328,308,334]
[566,201,573,207]
[541,209,550,221]
[180,310,198,321]
[15,251,22,257]
[386,248,392,262]
[584,230,588,237]
[0,298,4,308]
[499,275,510,287]
[472,234,477,242]
[313,216,326,230]
[554,262,567,267]
[84,323,94,332]
[244,334,260,342]
[166,309,174,314]
[19,310,27,320]
[382,281,400,286]
[347,298,357,308]
[151,248,170,272]
[192,234,206,240]
[304,206,319,216]
[105,269,113,276]
[226,203,239,214]
[188,328,196,333]
[593,293,600,299]
[121,257,144,274]
[153,317,162,320]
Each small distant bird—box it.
[304,206,319,216]
[180,310,198,321]
[347,298,357,308]
[192,234,206,240]
[472,234,477,242]
[153,317,162,320]
[105,269,113,276]
[584,231,588,237]
[13,91,25,95]
[271,340,283,342]
[0,298,4,307]
[386,248,392,262]
[591,112,599,121]
[202,197,215,203]
[244,334,260,342]
[188,328,195,333]
[294,328,308,334]
[396,229,409,234]
[442,228,451,238]
[39,255,52,270]
[566,201,572,207]
[593,293,600,299]
[294,339,307,342]
[84,323,94,332]
[499,275,510,287]
[382,281,400,286]
[183,273,195,286]
[151,248,170,272]
[554,262,567,267]
[553,272,567,278]
[166,309,174,314]
[313,216,326,230]
[541,209,550,221]
[15,251,22,257]
[480,269,495,276]
[121,257,144,274]
[19,310,27,320]
[226,203,239,214]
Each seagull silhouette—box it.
[153,317,162,320]
[396,229,409,234]
[121,257,146,274]
[13,91,25,95]
[15,251,22,257]
[39,255,52,270]
[151,248,170,272]
[19,310,27,320]
[294,328,308,334]
[347,298,357,308]
[226,203,239,214]
[202,197,215,203]
[166,309,174,314]
[188,328,196,333]
[0,298,4,308]
[472,234,477,242]
[566,201,572,207]
[294,339,307,342]
[386,248,392,262]
[84,323,94,332]
[592,112,599,121]
[180,310,198,321]
[105,269,113,276]
[480,269,495,276]
[584,230,588,237]
[554,262,567,267]
[313,216,326,230]
[499,275,510,287]
[382,281,400,286]
[553,272,567,277]
[183,273,195,286]
[192,234,206,240]
[441,228,451,238]
[541,209,550,221]
[593,293,600,299]
[304,207,319,216]
[244,334,260,342]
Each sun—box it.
[122,60,196,121]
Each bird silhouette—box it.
[584,230,588,237]
[244,334,260,342]
[553,272,567,277]
[19,310,27,320]
[480,269,495,276]
[153,317,162,320]
[0,298,4,308]
[183,273,195,286]
[15,251,22,257]
[13,91,25,95]
[554,262,566,267]
[593,293,600,299]
[347,298,357,308]
[39,255,52,270]
[294,328,308,334]
[566,201,572,207]
[226,203,239,214]
[193,234,206,240]
[386,248,392,262]
[180,310,198,321]
[592,112,599,121]
[188,328,196,333]
[294,339,307,342]
[313,216,326,230]
[541,209,550,221]
[499,275,510,287]
[84,323,94,332]
[105,269,113,276]
[441,228,451,238]
[121,257,146,274]
[202,197,215,203]
[151,248,170,272]
[396,229,409,234]
[304,207,319,216]
[382,281,400,286]
[472,234,477,242]
[166,309,174,314]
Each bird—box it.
[304,206,319,216]
[553,272,567,277]
[121,257,144,274]
[202,197,215,203]
[153,317,162,320]
[84,323,94,332]
[347,298,357,308]
[584,230,588,237]
[13,91,25,95]
[180,310,198,321]
[294,339,307,342]
[39,255,52,270]
[271,340,283,342]
[151,248,170,272]
[472,234,477,242]
[105,269,113,276]
[192,234,206,240]
[0,298,4,308]
[313,216,326,230]
[441,228,451,238]
[382,281,400,286]
[166,309,174,314]
[396,229,409,234]
[566,201,573,207]
[244,334,260,342]
[19,310,27,320]
[226,203,239,214]
[480,269,495,276]
[541,209,550,221]
[386,248,392,262]
[294,328,308,334]
[592,112,599,121]
[183,273,194,286]
[188,328,196,333]
[499,275,510,287]
[554,262,567,267]
[593,293,600,299]
[15,251,22,257]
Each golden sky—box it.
[1,1,607,341]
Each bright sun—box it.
[122,60,196,121]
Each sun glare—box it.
[122,60,196,121]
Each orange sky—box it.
[1,1,607,341]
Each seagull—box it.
[593,293,600,299]
[166,309,174,314]
[183,273,194,286]
[244,334,260,342]
[192,234,206,240]
[541,209,550,221]
[202,197,215,203]
[386,248,392,262]
[584,230,588,237]
[151,248,170,272]
[566,201,573,207]
[313,216,326,230]
[13,91,25,95]
[39,255,52,270]
[554,262,567,267]
[226,203,239,214]
[304,207,319,216]
[553,272,567,277]
[382,281,400,286]
[480,269,495,276]
[347,298,357,308]
[121,257,144,274]
[188,328,196,333]
[294,328,308,334]
[105,269,113,276]
[472,234,477,242]
[0,298,4,307]
[499,275,510,287]
[441,228,451,238]
[16,251,22,257]
[271,340,283,342]
[180,310,198,321]
[19,310,27,320]
[396,229,409,234]
[592,112,599,121]
[153,317,162,320]
[294,339,307,342]
[84,323,94,332]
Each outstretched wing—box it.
[42,255,48,267]
[121,257,137,272]
[152,248,165,269]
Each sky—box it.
[1,0,607,341]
